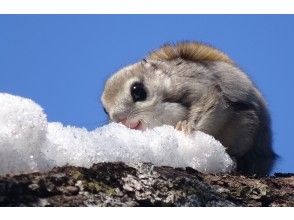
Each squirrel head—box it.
[101,41,233,130]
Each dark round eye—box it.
[131,82,147,102]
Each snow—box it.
[0,93,235,176]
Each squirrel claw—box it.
[175,120,194,134]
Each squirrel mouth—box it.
[119,118,143,130]
[128,120,142,130]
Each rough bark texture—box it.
[0,162,293,207]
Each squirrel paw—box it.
[175,120,194,134]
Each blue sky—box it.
[0,15,293,173]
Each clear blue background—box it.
[0,15,293,173]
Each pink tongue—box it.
[129,121,140,129]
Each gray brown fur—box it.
[102,42,277,176]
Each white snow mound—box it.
[0,93,235,175]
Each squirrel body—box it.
[101,42,277,176]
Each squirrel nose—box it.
[111,112,127,123]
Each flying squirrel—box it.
[101,41,277,176]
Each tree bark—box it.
[0,162,293,207]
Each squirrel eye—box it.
[131,82,147,102]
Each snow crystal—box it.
[0,93,235,176]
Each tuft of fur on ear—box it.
[148,41,234,64]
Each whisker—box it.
[140,118,149,127]
[126,108,136,122]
